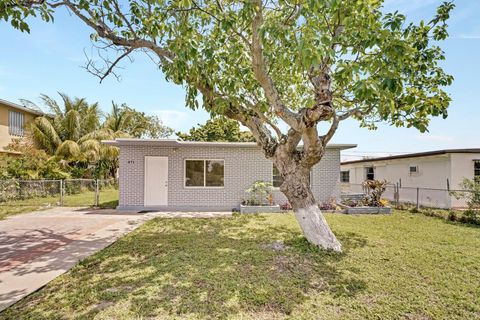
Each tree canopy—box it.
[177,117,255,142]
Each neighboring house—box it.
[341,149,480,208]
[103,138,356,211]
[0,98,43,154]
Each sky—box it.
[0,0,479,161]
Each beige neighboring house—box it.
[341,149,480,208]
[0,98,43,154]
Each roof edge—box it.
[0,98,44,116]
[341,148,480,165]
[102,138,357,150]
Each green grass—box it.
[0,188,119,220]
[1,211,479,319]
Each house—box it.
[341,149,480,208]
[103,138,356,211]
[0,98,43,154]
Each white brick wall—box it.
[118,145,341,210]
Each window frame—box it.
[340,170,350,183]
[474,160,480,179]
[409,165,419,175]
[365,166,375,181]
[184,159,225,188]
[8,110,25,137]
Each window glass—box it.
[185,160,204,187]
[340,170,350,183]
[365,167,375,180]
[272,164,283,188]
[475,160,480,179]
[8,111,25,137]
[206,160,224,187]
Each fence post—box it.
[416,187,420,210]
[396,182,400,205]
[95,179,100,207]
[59,180,64,206]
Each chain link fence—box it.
[0,179,118,207]
[341,182,473,209]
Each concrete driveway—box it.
[0,207,230,311]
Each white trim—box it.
[184,159,225,188]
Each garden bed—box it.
[240,204,282,214]
[344,206,391,214]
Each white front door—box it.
[144,156,168,206]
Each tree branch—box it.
[250,0,300,130]
[60,0,175,62]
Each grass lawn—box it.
[1,211,479,319]
[0,188,119,220]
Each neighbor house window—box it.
[8,111,25,136]
[185,160,224,187]
[272,164,283,188]
[474,160,480,179]
[365,166,375,180]
[340,170,350,183]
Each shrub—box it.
[318,199,337,211]
[244,181,274,206]
[450,178,480,212]
[409,207,421,214]
[362,179,388,207]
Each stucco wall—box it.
[118,144,341,211]
[341,155,453,208]
[0,102,37,150]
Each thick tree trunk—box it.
[279,164,342,252]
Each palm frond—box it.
[39,94,62,115]
[55,140,81,160]
[64,109,81,141]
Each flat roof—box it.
[0,98,44,116]
[341,148,480,165]
[102,138,357,150]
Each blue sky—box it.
[0,0,478,160]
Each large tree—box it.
[178,117,255,142]
[2,0,454,251]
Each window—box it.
[409,165,419,174]
[340,170,350,183]
[272,164,283,188]
[475,160,480,179]
[8,111,25,136]
[365,166,375,180]
[185,160,224,187]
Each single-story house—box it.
[0,98,44,155]
[103,138,356,211]
[341,148,480,208]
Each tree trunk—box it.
[280,164,342,252]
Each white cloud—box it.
[154,109,210,132]
[155,110,188,124]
